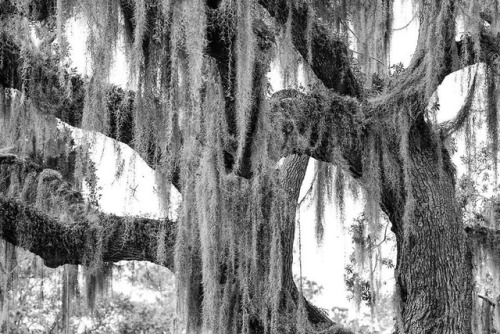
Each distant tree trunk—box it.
[280,155,337,330]
[390,119,473,334]
[476,296,493,333]
[248,154,341,333]
[482,301,492,334]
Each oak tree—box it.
[2,0,500,333]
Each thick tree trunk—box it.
[391,122,473,334]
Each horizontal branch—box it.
[271,89,364,176]
[0,154,175,269]
[0,197,175,269]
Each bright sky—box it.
[62,1,488,329]
[66,18,129,86]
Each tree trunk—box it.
[280,155,340,331]
[392,121,473,334]
[248,154,345,333]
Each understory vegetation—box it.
[1,252,175,334]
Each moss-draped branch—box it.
[0,154,176,269]
[1,0,499,252]
[1,152,500,267]
[0,197,176,268]
[258,0,362,97]
[270,89,364,176]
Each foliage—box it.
[293,274,324,302]
[343,213,395,332]
[344,263,372,307]
[458,144,500,224]
[1,255,176,334]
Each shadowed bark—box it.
[0,197,176,269]
[466,224,500,250]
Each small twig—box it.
[372,221,390,249]
[129,184,139,198]
[339,18,361,42]
[392,12,418,31]
[350,49,386,67]
[478,294,496,307]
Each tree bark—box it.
[0,197,176,268]
[258,0,361,97]
[0,154,176,269]
[389,120,473,334]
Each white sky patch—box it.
[293,162,354,310]
[66,18,128,86]
[433,64,485,124]
[390,0,419,68]
[62,122,179,219]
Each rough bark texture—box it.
[390,121,473,334]
[0,197,176,268]
[0,149,344,332]
[271,89,363,176]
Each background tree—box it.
[2,0,500,333]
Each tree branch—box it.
[0,152,353,332]
[271,89,364,177]
[440,71,478,137]
[478,294,496,307]
[0,197,175,269]
[259,0,362,97]
[0,154,176,269]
